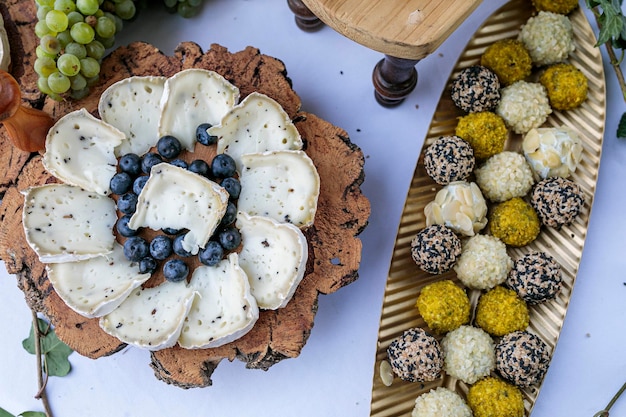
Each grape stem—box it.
[590,6,626,103]
[30,309,55,417]
[593,381,626,417]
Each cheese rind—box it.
[0,16,10,72]
[46,243,151,318]
[98,76,166,157]
[99,280,195,351]
[236,212,307,309]
[211,92,302,173]
[158,69,239,152]
[238,150,320,228]
[128,163,229,254]
[22,184,117,263]
[179,253,259,349]
[43,108,126,196]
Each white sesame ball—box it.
[454,234,513,290]
[441,325,495,385]
[412,387,472,417]
[475,151,535,202]
[519,11,575,66]
[496,81,552,135]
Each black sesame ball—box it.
[451,65,501,113]
[410,224,462,274]
[495,330,550,387]
[387,327,443,383]
[423,136,475,185]
[506,251,562,304]
[530,177,585,228]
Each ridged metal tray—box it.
[370,1,605,415]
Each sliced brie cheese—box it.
[43,108,125,196]
[211,92,302,173]
[0,16,10,72]
[158,69,239,152]
[128,163,229,255]
[238,150,320,228]
[178,253,259,349]
[46,243,151,318]
[236,212,307,310]
[22,184,117,263]
[98,76,166,157]
[99,280,195,351]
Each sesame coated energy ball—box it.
[489,197,541,247]
[416,280,470,334]
[450,65,501,113]
[530,176,585,228]
[496,330,551,387]
[441,325,495,385]
[540,63,588,110]
[412,387,472,417]
[410,225,462,274]
[454,234,513,290]
[506,251,563,304]
[475,151,535,203]
[496,80,552,135]
[455,111,508,160]
[522,126,583,179]
[423,136,475,185]
[519,11,575,66]
[467,377,525,417]
[387,327,443,383]
[475,286,530,337]
[480,39,532,86]
[532,0,579,14]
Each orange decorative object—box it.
[0,70,53,152]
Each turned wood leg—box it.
[287,0,324,32]
[372,55,420,106]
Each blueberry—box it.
[117,192,138,214]
[188,159,210,177]
[162,227,182,235]
[141,152,163,174]
[220,201,237,226]
[220,177,241,200]
[163,259,189,282]
[109,172,132,195]
[116,214,138,237]
[123,236,149,262]
[196,123,217,146]
[138,257,157,274]
[218,226,241,251]
[172,233,193,257]
[119,153,141,176]
[211,153,237,178]
[170,159,188,169]
[150,235,173,260]
[157,135,182,159]
[198,241,224,266]
[133,175,149,195]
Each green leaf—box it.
[0,407,16,417]
[19,413,46,417]
[617,112,626,138]
[22,318,73,377]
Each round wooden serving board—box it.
[0,1,370,388]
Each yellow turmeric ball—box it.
[532,0,578,14]
[475,286,529,336]
[415,280,470,334]
[467,377,525,417]
[540,63,588,111]
[455,111,508,160]
[489,197,540,247]
[481,39,532,86]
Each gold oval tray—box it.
[369,1,605,415]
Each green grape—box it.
[164,0,177,7]
[70,73,88,91]
[36,45,57,59]
[95,16,116,38]
[34,56,58,77]
[177,3,199,19]
[114,0,136,20]
[45,9,69,32]
[57,30,73,48]
[96,34,115,49]
[54,0,77,13]
[80,57,100,78]
[104,12,123,33]
[70,86,90,100]
[71,22,95,44]
[76,0,100,15]
[67,11,85,27]
[37,76,54,96]
[48,71,72,94]
[85,75,99,86]
[36,0,55,6]
[66,42,88,59]
[57,53,81,76]
[188,0,202,6]
[34,20,54,38]
[40,34,62,55]
[95,9,105,18]
[85,40,105,60]
[36,5,52,21]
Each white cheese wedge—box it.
[158,69,239,152]
[0,16,10,72]
[236,212,307,310]
[211,92,303,173]
[46,243,151,318]
[178,253,259,349]
[98,76,166,157]
[238,150,320,228]
[22,184,117,263]
[43,108,126,196]
[99,280,195,351]
[128,163,229,255]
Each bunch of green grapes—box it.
[33,0,138,100]
[138,0,205,18]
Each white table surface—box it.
[1,1,625,416]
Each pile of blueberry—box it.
[110,123,242,283]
